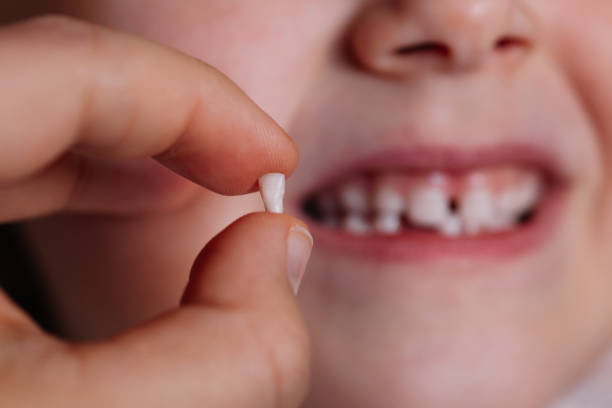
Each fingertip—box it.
[181,212,311,308]
[156,123,299,197]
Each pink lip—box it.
[289,144,569,262]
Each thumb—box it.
[67,213,314,408]
[183,212,313,307]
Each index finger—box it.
[0,15,297,195]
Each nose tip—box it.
[350,0,533,77]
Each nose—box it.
[350,0,534,77]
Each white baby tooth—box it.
[497,174,541,219]
[460,187,496,235]
[343,213,371,235]
[429,172,448,186]
[372,178,403,234]
[339,180,369,213]
[259,173,285,214]
[374,213,402,234]
[407,186,450,228]
[485,216,515,232]
[373,183,404,214]
[441,215,463,237]
[466,171,487,187]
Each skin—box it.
[0,14,311,408]
[3,1,612,407]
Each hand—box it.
[0,15,312,407]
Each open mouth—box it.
[297,147,567,261]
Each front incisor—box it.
[259,173,286,214]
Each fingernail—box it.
[287,225,313,295]
[259,173,285,214]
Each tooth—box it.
[485,214,515,231]
[258,173,285,214]
[496,174,541,220]
[373,182,404,214]
[441,214,462,237]
[374,213,402,234]
[343,213,371,235]
[339,180,369,213]
[406,185,450,228]
[460,187,496,235]
[466,171,487,187]
[429,171,449,187]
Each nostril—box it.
[394,41,451,58]
[495,36,529,51]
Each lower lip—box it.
[296,188,566,263]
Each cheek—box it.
[534,1,612,254]
[540,0,612,355]
[66,0,352,128]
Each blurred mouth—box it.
[296,145,567,262]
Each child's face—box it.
[21,1,612,406]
